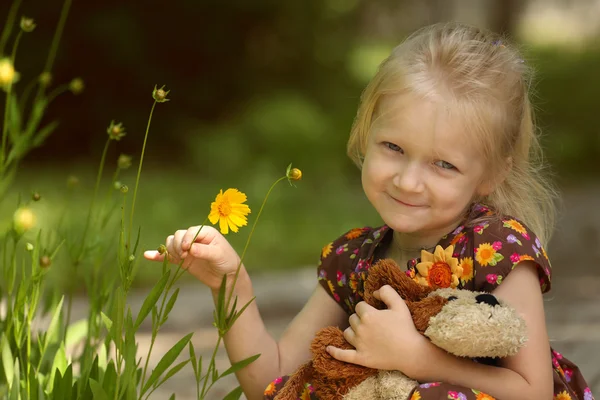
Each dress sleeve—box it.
[471,217,552,294]
[317,227,370,314]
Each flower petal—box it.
[219,217,229,235]
[416,261,432,277]
[433,245,445,262]
[421,250,434,263]
[444,245,455,260]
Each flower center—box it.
[480,248,492,259]
[427,261,452,288]
[218,202,232,216]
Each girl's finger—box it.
[349,313,360,331]
[173,230,186,257]
[143,250,164,261]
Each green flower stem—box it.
[128,100,156,250]
[45,84,69,104]
[17,77,37,114]
[0,0,22,56]
[199,176,287,398]
[32,0,72,105]
[138,218,204,400]
[0,30,23,175]
[79,138,111,261]
[224,176,286,314]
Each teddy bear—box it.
[273,257,527,400]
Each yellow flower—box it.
[459,257,474,283]
[288,168,302,181]
[322,242,333,258]
[505,219,527,235]
[0,58,19,88]
[553,391,572,400]
[263,382,276,396]
[208,189,251,234]
[475,243,496,267]
[409,391,422,400]
[414,245,462,289]
[13,207,36,234]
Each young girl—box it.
[144,23,594,400]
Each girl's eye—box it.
[384,142,404,153]
[434,160,456,170]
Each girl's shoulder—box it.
[317,225,388,312]
[441,204,552,294]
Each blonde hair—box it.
[347,22,558,245]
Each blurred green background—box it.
[2,0,600,288]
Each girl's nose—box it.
[393,162,424,193]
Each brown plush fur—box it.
[274,259,452,400]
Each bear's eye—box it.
[447,296,458,301]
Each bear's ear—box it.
[364,259,432,307]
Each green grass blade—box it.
[134,272,169,331]
[219,354,260,379]
[141,332,193,395]
[222,386,244,400]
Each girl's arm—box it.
[409,261,554,400]
[218,266,349,400]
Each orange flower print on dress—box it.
[503,218,530,240]
[327,280,340,301]
[321,242,333,259]
[554,391,573,400]
[410,391,422,400]
[459,257,474,284]
[414,245,463,289]
[300,383,315,400]
[345,228,364,240]
[475,242,504,267]
[472,390,496,400]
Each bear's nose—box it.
[475,293,500,306]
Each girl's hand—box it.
[143,225,241,290]
[326,285,426,373]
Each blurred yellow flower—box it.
[208,188,251,234]
[13,207,36,233]
[0,58,18,88]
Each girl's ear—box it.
[477,157,512,197]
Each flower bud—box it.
[69,78,84,94]
[288,168,302,181]
[107,120,126,141]
[0,58,18,88]
[152,85,170,102]
[39,72,52,87]
[113,181,122,190]
[117,154,132,169]
[20,17,36,32]
[13,207,36,233]
[128,254,135,262]
[120,185,129,194]
[26,243,34,251]
[32,192,41,201]
[40,255,51,268]
[157,244,167,255]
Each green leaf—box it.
[45,296,64,349]
[156,359,189,388]
[32,121,59,148]
[101,361,117,398]
[8,94,21,143]
[226,296,256,329]
[10,358,20,400]
[215,275,227,328]
[222,386,244,400]
[160,288,180,326]
[88,379,110,400]
[100,312,112,332]
[65,318,88,349]
[2,334,14,386]
[134,272,169,330]
[219,354,260,379]
[169,395,175,400]
[188,342,198,378]
[141,332,193,395]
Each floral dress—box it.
[263,204,594,400]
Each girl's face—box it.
[361,96,491,240]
